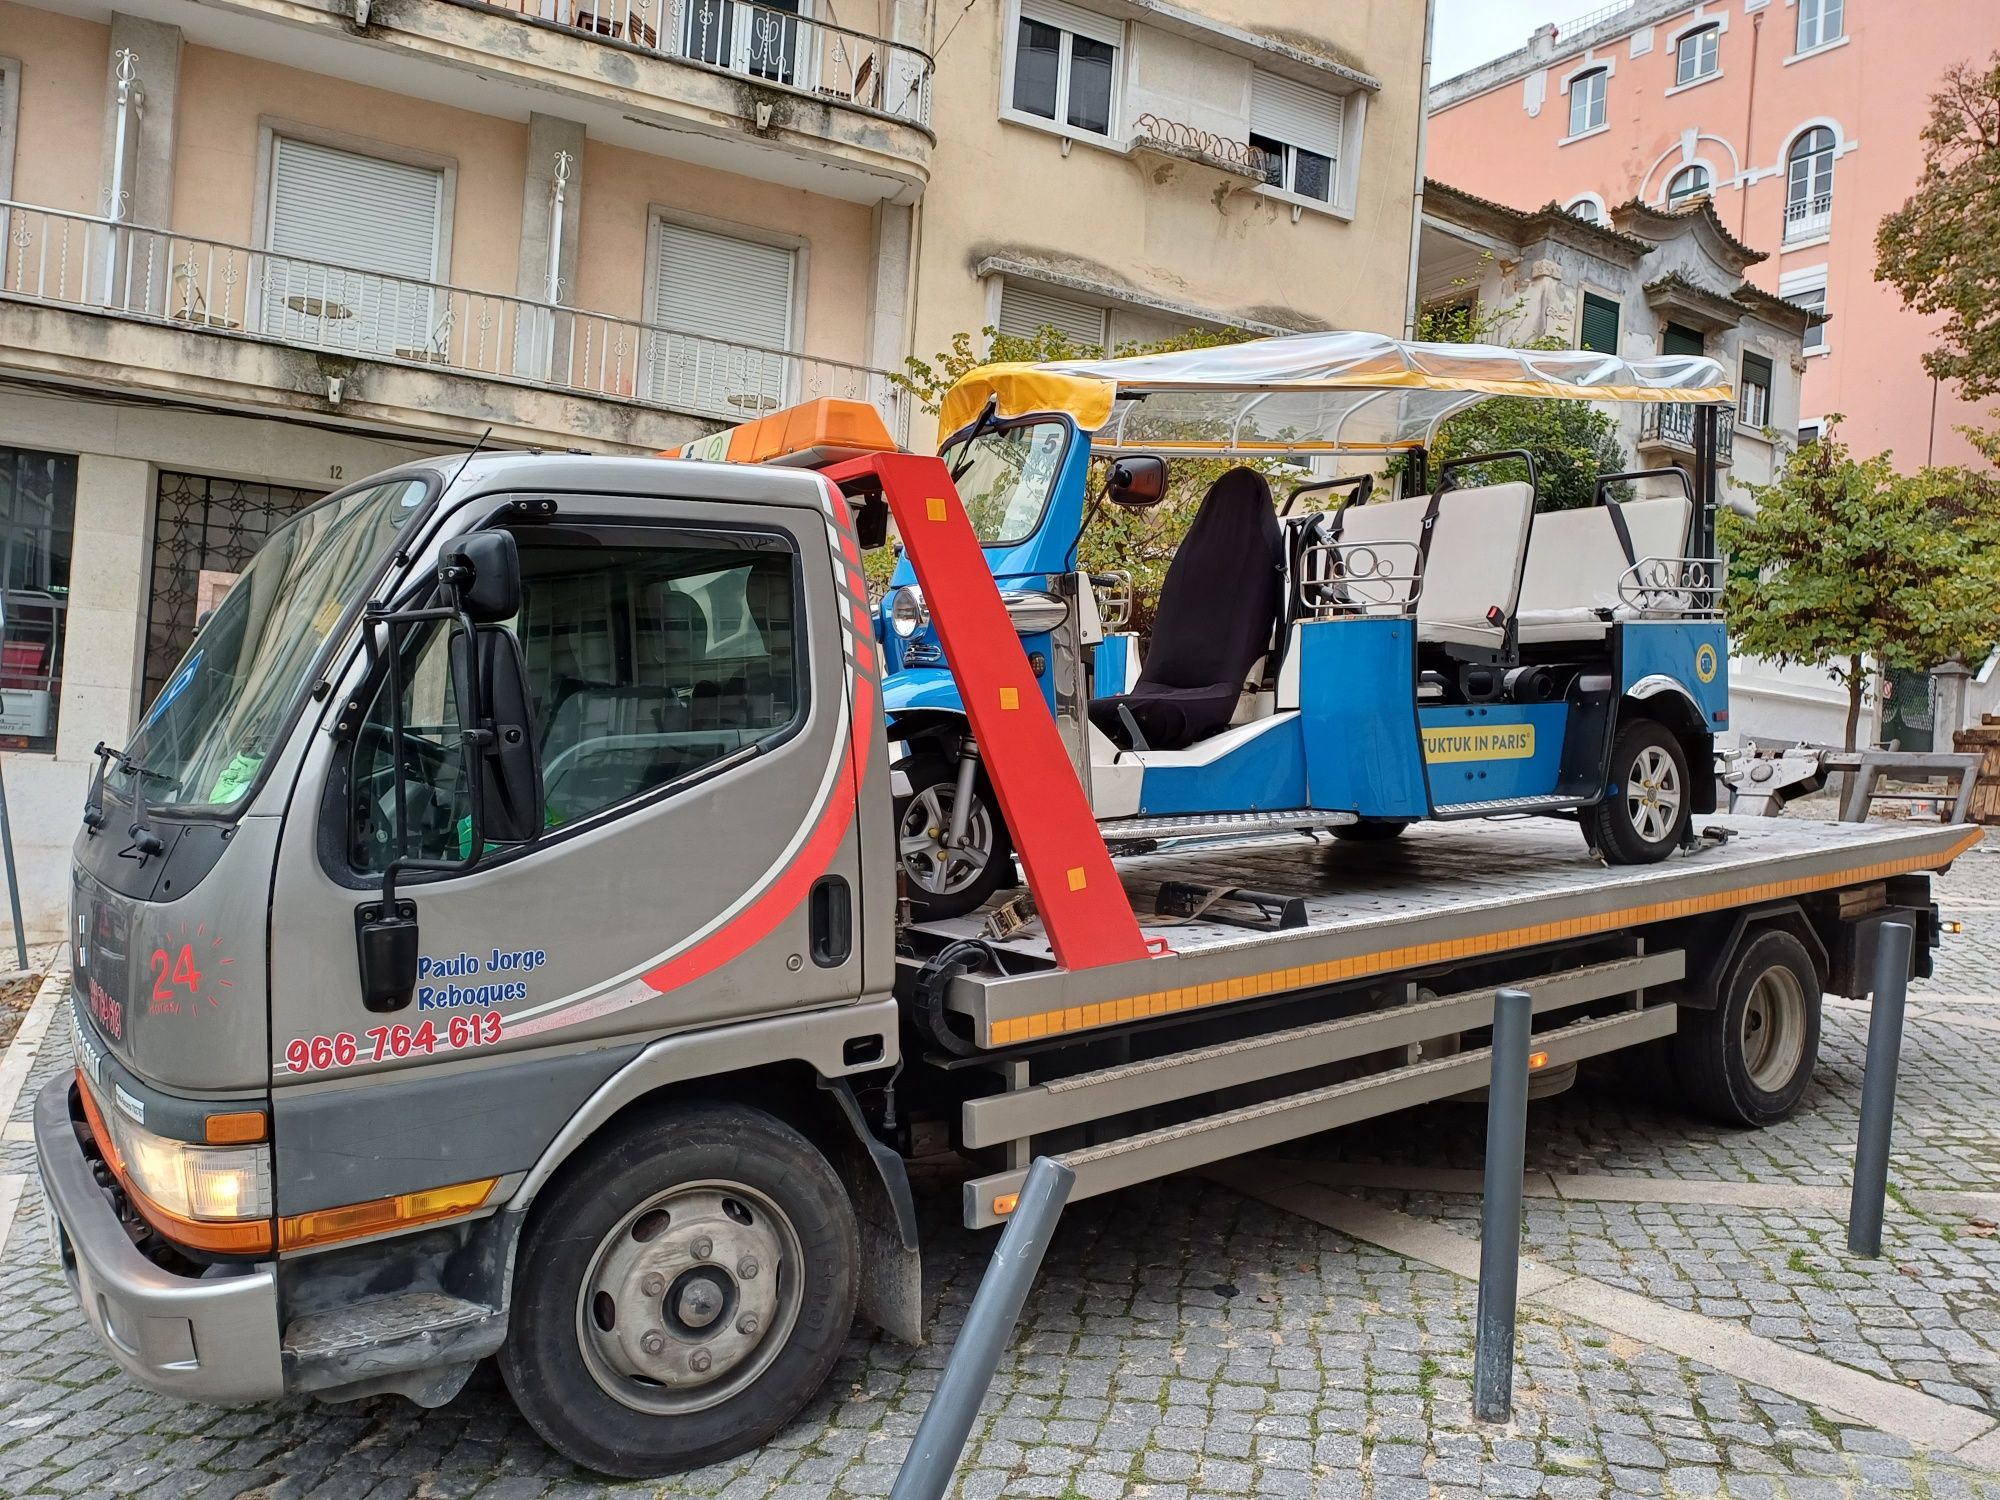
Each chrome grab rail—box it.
[1616,555,1722,616]
[1089,570,1133,630]
[1296,540,1425,617]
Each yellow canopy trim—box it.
[939,362,1116,439]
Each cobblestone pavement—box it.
[2,838,1998,1497]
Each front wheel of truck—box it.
[500,1103,859,1477]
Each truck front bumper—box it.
[34,1076,286,1403]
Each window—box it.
[1675,25,1719,85]
[1666,164,1712,206]
[1662,323,1705,357]
[264,137,445,359]
[350,525,805,870]
[996,281,1107,350]
[1796,0,1843,52]
[1566,197,1604,224]
[1568,68,1607,136]
[1008,0,1120,137]
[1785,127,1835,241]
[681,0,806,85]
[1250,70,1344,207]
[0,448,75,754]
[1797,420,1822,446]
[1580,292,1620,354]
[1739,352,1773,428]
[649,218,797,419]
[1782,268,1828,352]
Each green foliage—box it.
[1718,419,2000,747]
[1406,302,1631,511]
[1875,54,2000,403]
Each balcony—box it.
[1783,192,1833,244]
[475,0,932,125]
[1638,403,1735,467]
[0,202,906,447]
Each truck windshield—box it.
[114,477,429,813]
[941,419,1069,547]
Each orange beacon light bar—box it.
[664,397,902,468]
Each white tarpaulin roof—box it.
[938,330,1732,456]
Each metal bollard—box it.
[0,761,25,972]
[1849,921,1914,1257]
[1473,986,1533,1423]
[891,1156,1076,1500]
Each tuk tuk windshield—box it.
[115,476,429,813]
[941,419,1070,548]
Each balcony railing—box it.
[0,202,906,436]
[1783,191,1832,243]
[1639,403,1735,466]
[469,0,933,124]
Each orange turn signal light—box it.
[278,1178,498,1251]
[992,1193,1020,1218]
[204,1110,268,1144]
[1528,1050,1551,1071]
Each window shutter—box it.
[1742,352,1773,387]
[1250,70,1344,162]
[996,282,1107,350]
[649,220,797,417]
[1019,0,1122,49]
[265,138,443,356]
[1662,323,1705,357]
[1580,293,1620,355]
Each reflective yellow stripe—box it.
[984,831,1978,1047]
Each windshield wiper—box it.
[82,741,173,841]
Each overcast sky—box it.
[1432,0,1570,84]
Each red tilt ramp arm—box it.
[822,451,1151,971]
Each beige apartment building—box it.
[0,0,1433,942]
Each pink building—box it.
[1426,0,2000,472]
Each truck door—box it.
[262,487,870,1210]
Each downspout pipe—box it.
[1404,0,1438,338]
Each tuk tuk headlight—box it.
[105,1103,272,1221]
[889,586,928,639]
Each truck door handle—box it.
[810,876,852,968]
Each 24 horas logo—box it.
[145,921,237,1019]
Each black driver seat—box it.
[1089,466,1284,751]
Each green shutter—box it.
[1742,352,1773,387]
[1662,323,1705,357]
[1580,293,1620,354]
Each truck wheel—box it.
[1588,718,1691,864]
[895,753,1014,920]
[1672,929,1823,1127]
[499,1104,859,1477]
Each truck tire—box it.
[499,1103,859,1477]
[1588,717,1691,864]
[1671,929,1822,1127]
[895,752,1014,920]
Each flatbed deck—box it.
[920,815,1979,1049]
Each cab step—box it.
[961,1004,1678,1228]
[283,1292,502,1395]
[1099,809,1360,843]
[1430,794,1589,818]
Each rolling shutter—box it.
[649,220,797,418]
[1019,0,1123,49]
[264,138,443,357]
[1250,70,1344,164]
[996,282,1107,350]
[1580,292,1621,355]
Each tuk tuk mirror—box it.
[443,530,522,624]
[1106,455,1168,509]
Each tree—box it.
[1876,54,2000,402]
[1718,420,2000,749]
[1410,303,1630,511]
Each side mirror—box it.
[454,623,544,845]
[443,530,522,624]
[1106,455,1168,509]
[356,899,419,1012]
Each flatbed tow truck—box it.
[35,332,1977,1478]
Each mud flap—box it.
[820,1078,924,1345]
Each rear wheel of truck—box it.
[895,752,1014,920]
[1588,717,1691,864]
[500,1103,859,1477]
[1672,929,1823,1127]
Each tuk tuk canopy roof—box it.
[937,330,1733,457]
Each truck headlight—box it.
[889,585,928,638]
[111,1110,273,1222]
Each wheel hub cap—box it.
[577,1183,802,1414]
[898,783,995,895]
[1624,745,1683,844]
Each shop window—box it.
[0,448,75,753]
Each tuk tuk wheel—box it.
[1588,718,1691,864]
[500,1104,858,1477]
[895,753,1015,920]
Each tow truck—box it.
[38,332,1976,1478]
